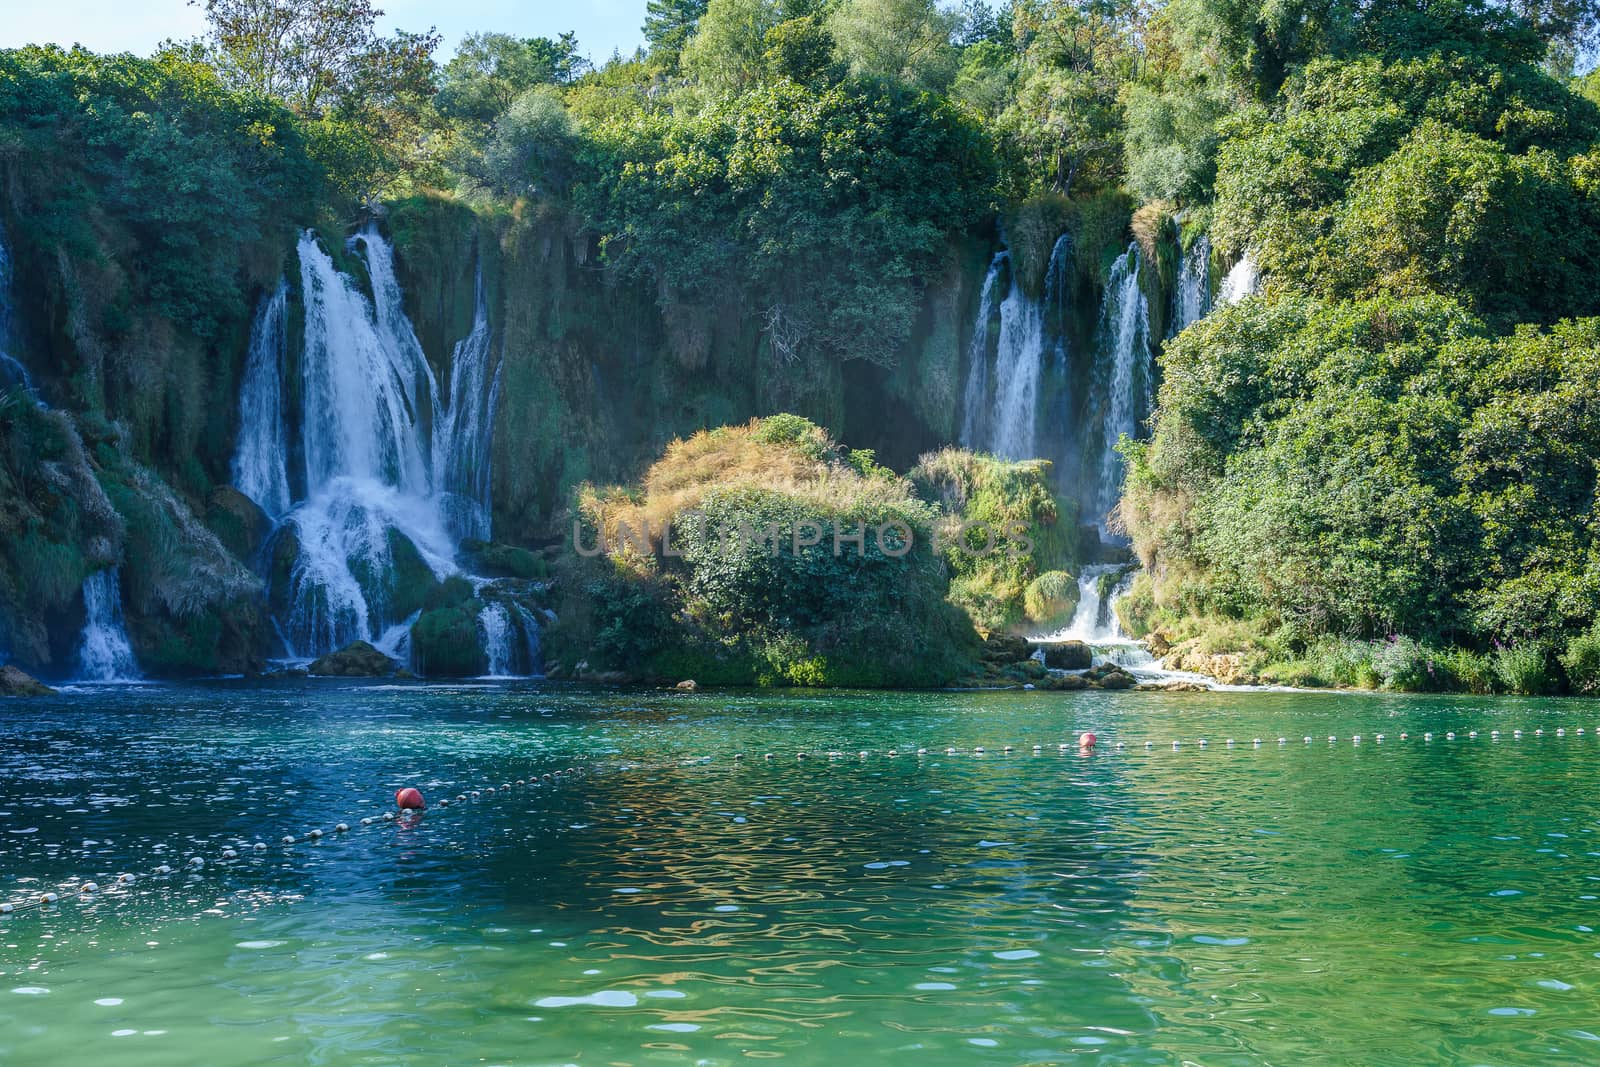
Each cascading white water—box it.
[433,267,497,542]
[513,603,543,677]
[480,602,512,677]
[1217,253,1260,305]
[987,275,1045,461]
[299,231,433,498]
[959,253,1006,449]
[1172,235,1211,333]
[961,234,1074,463]
[1089,243,1151,533]
[232,281,291,518]
[1047,564,1128,643]
[252,227,511,662]
[75,568,140,681]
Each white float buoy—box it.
[1469,730,1478,738]
[154,865,174,875]
[1278,737,1287,744]
[1304,737,1312,744]
[1328,735,1337,742]
[118,873,136,883]
[946,747,957,755]
[1376,734,1385,742]
[1226,739,1235,746]
[307,829,323,839]
[1145,741,1154,748]
[917,748,928,755]
[282,835,296,844]
[1353,735,1361,743]
[1198,739,1208,747]
[1400,732,1408,740]
[79,882,98,894]
[253,842,267,852]
[221,849,238,860]
[1446,732,1455,740]
[974,746,985,754]
[0,903,12,914]
[1253,738,1262,746]
[40,892,58,904]
[1424,733,1434,741]
[1558,728,1566,737]
[1536,728,1544,736]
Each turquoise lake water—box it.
[3,682,1600,1064]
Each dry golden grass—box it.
[579,419,916,556]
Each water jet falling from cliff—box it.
[960,234,1074,463]
[1172,235,1211,334]
[433,268,498,542]
[480,602,512,677]
[959,253,1006,449]
[75,569,140,682]
[232,281,291,518]
[1087,244,1151,536]
[1218,254,1260,305]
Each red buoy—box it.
[1078,731,1097,750]
[395,787,426,810]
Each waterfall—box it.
[1044,564,1128,643]
[960,234,1074,463]
[1217,253,1260,305]
[257,227,504,659]
[433,267,497,542]
[959,254,1006,449]
[480,602,512,677]
[1172,235,1211,334]
[232,281,291,517]
[987,273,1045,461]
[513,604,543,677]
[75,569,140,681]
[1088,243,1151,534]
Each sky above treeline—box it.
[0,0,648,65]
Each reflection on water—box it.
[3,683,1600,1064]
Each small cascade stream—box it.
[1033,564,1219,687]
[1217,253,1261,305]
[1172,235,1211,334]
[232,280,291,518]
[74,569,140,682]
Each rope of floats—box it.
[0,763,592,918]
[2,725,1592,916]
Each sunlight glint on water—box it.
[3,684,1600,1065]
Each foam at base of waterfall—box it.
[75,569,140,682]
[278,478,458,657]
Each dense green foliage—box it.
[556,417,979,686]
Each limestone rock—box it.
[1036,640,1092,670]
[0,665,54,697]
[308,641,397,677]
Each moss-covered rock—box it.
[459,539,549,580]
[411,602,488,678]
[204,485,272,563]
[1024,570,1080,631]
[1037,640,1092,670]
[0,664,54,696]
[308,640,398,677]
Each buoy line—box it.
[0,762,599,918]
[3,728,1591,918]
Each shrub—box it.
[1023,570,1078,630]
[1494,642,1557,696]
[1560,628,1600,694]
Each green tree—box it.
[682,0,783,93]
[828,0,961,91]
[644,0,711,60]
[436,31,587,126]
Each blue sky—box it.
[1,0,649,64]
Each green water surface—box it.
[3,682,1600,1065]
